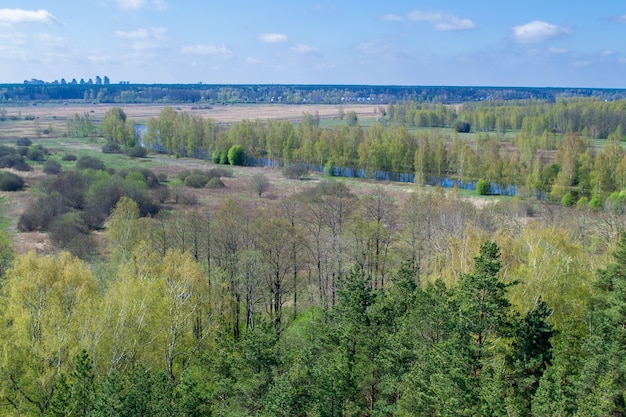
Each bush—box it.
[177,170,191,182]
[561,192,575,207]
[228,144,244,166]
[219,151,228,165]
[0,171,25,191]
[577,196,589,207]
[589,195,602,210]
[207,167,233,179]
[26,146,45,162]
[133,168,159,188]
[206,177,225,189]
[62,154,77,161]
[476,179,490,196]
[0,153,25,168]
[126,145,148,158]
[16,138,32,147]
[76,156,106,171]
[102,142,122,154]
[157,173,167,183]
[212,150,222,164]
[184,173,210,188]
[18,193,68,231]
[453,120,471,133]
[282,163,309,179]
[43,160,62,175]
[151,185,171,203]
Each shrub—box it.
[76,156,106,171]
[282,163,309,179]
[43,160,62,175]
[62,154,77,161]
[589,195,602,210]
[212,150,222,164]
[0,146,16,158]
[26,146,45,162]
[102,142,122,154]
[157,173,167,183]
[177,169,191,182]
[12,160,32,172]
[0,171,25,191]
[0,153,30,170]
[151,185,171,204]
[219,151,228,165]
[16,138,32,147]
[18,193,68,231]
[476,179,490,196]
[184,173,210,188]
[206,177,225,189]
[126,145,148,158]
[133,168,159,188]
[228,144,244,166]
[577,196,589,207]
[17,146,28,156]
[453,120,471,133]
[207,167,233,179]
[561,193,575,207]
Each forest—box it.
[2,83,626,105]
[1,96,626,416]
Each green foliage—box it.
[0,171,25,191]
[561,192,574,207]
[228,144,244,165]
[43,159,62,175]
[126,144,148,158]
[476,179,490,195]
[206,177,225,188]
[184,173,209,188]
[101,107,135,146]
[102,141,122,154]
[454,120,471,133]
[589,195,602,210]
[76,155,106,171]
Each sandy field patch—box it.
[2,103,382,124]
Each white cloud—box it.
[289,43,319,54]
[258,33,288,43]
[615,14,626,24]
[601,50,613,56]
[572,60,590,67]
[115,0,168,11]
[619,58,626,64]
[115,27,168,50]
[381,9,475,31]
[182,44,230,55]
[245,57,260,65]
[0,9,58,26]
[88,55,113,64]
[116,0,146,10]
[512,20,570,44]
[36,33,66,48]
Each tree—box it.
[228,144,244,166]
[251,173,270,197]
[0,252,97,415]
[101,107,135,146]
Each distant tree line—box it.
[2,83,626,104]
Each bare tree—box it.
[251,173,270,197]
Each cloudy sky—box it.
[1,1,626,87]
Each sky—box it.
[1,1,626,88]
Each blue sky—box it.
[1,1,626,87]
